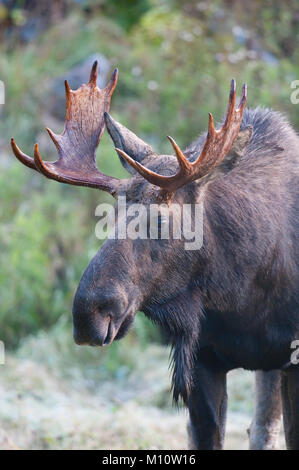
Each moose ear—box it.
[201,125,253,185]
[219,125,253,170]
[104,112,154,175]
[228,125,253,159]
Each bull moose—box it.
[11,62,299,450]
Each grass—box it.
[0,322,286,450]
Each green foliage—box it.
[0,0,298,349]
[101,0,152,31]
[0,161,95,347]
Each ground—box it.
[0,325,286,450]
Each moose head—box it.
[11,62,252,400]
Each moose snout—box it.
[74,316,115,346]
[73,314,115,347]
[72,282,130,347]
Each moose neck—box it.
[140,180,240,403]
[142,281,205,403]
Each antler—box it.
[115,79,247,193]
[11,61,120,194]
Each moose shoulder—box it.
[11,63,299,450]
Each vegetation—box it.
[1,0,298,347]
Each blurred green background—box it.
[0,0,297,449]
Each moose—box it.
[11,62,298,450]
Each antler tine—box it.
[11,63,121,195]
[114,135,193,191]
[167,136,192,171]
[88,60,98,86]
[64,79,72,120]
[117,79,248,194]
[106,68,118,98]
[115,147,185,191]
[222,78,236,130]
[46,127,61,152]
[115,148,164,186]
[11,138,37,171]
[238,83,247,112]
[207,113,216,137]
[34,143,55,180]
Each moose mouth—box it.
[114,314,135,341]
[90,312,135,347]
[102,316,114,346]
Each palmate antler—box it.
[115,79,248,193]
[11,61,120,194]
[12,70,248,198]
